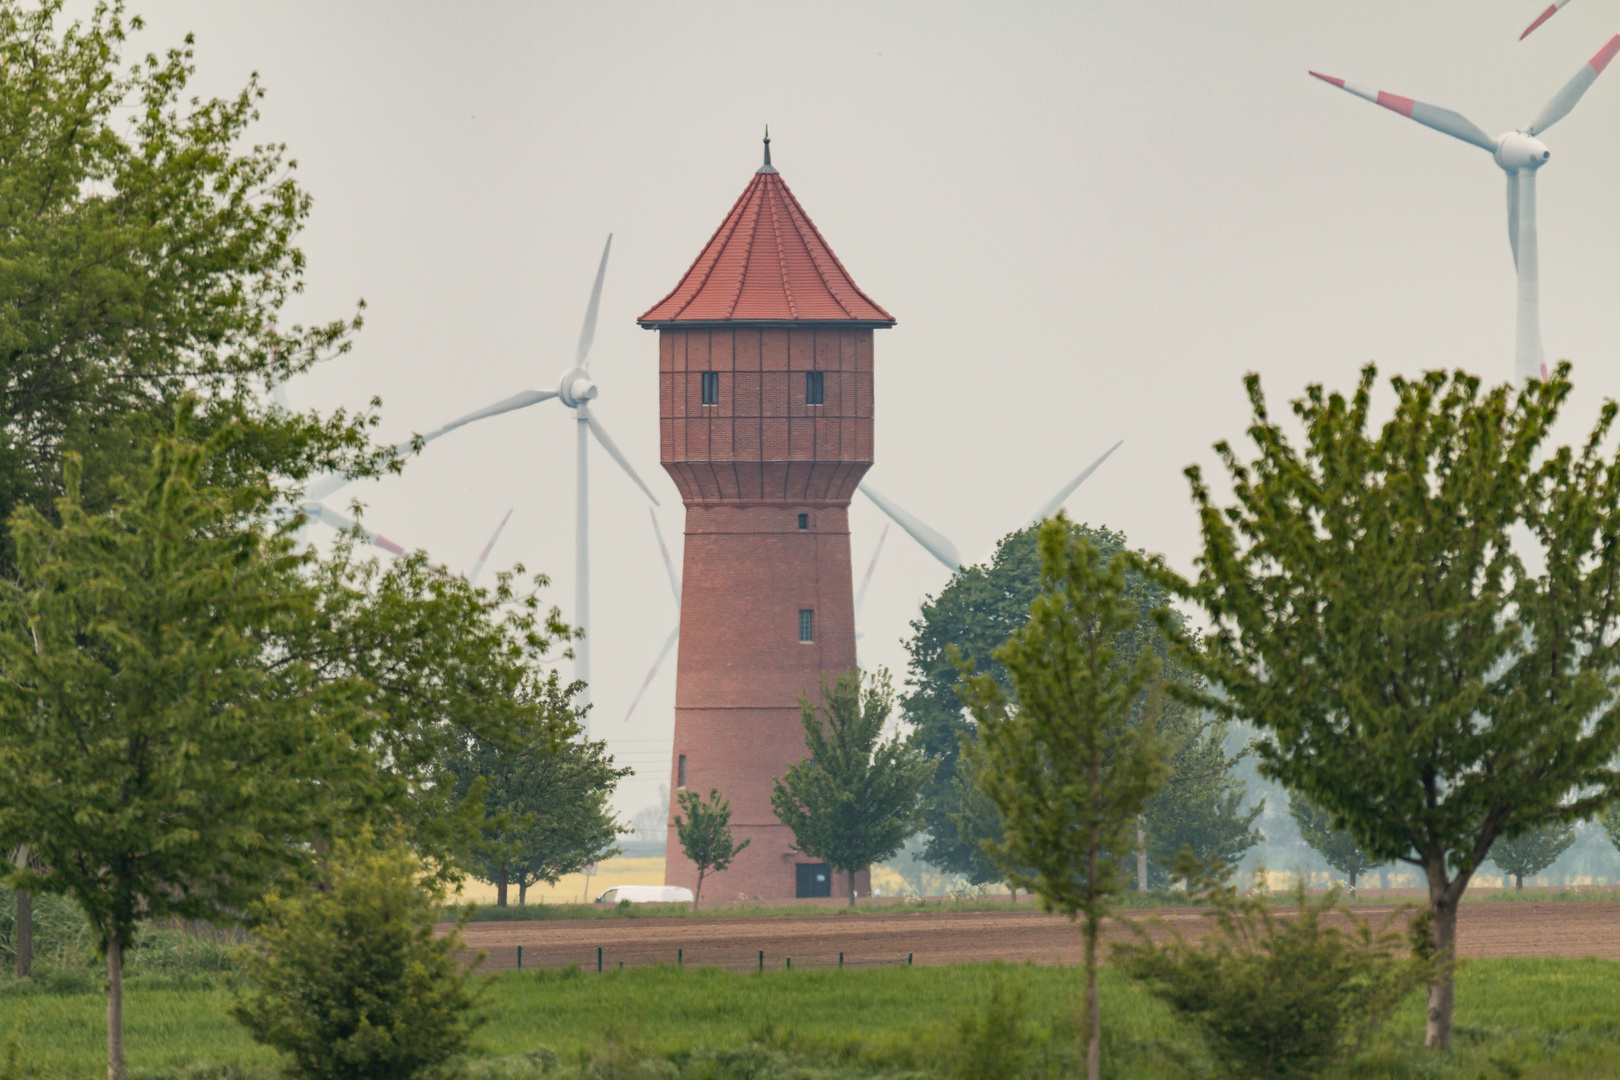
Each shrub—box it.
[230,834,486,1080]
[947,979,1029,1080]
[1113,852,1423,1080]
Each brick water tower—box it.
[638,135,893,900]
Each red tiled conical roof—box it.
[639,155,894,327]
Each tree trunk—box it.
[519,880,527,906]
[497,866,508,907]
[694,867,705,912]
[14,891,31,978]
[1084,931,1101,1080]
[1424,863,1461,1050]
[107,934,126,1080]
[10,846,28,978]
[848,868,857,908]
[1348,868,1357,899]
[1136,821,1148,891]
[1515,873,1523,892]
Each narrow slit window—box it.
[677,754,687,788]
[805,370,824,406]
[798,609,814,643]
[701,371,719,406]
[797,513,809,531]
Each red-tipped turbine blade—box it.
[1309,71,1497,152]
[1521,1,1570,40]
[1527,33,1620,134]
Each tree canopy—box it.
[0,0,377,566]
[958,516,1171,1080]
[771,669,933,906]
[1489,823,1575,891]
[1290,794,1381,892]
[1160,364,1620,1048]
[904,521,1257,887]
[443,731,628,906]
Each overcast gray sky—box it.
[115,1,1620,815]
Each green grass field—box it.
[5,959,1620,1079]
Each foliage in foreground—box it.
[1159,364,1620,1048]
[1115,854,1424,1080]
[6,960,1620,1079]
[958,516,1171,1080]
[230,834,485,1080]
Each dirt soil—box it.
[452,900,1620,972]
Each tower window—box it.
[797,513,809,530]
[677,754,687,788]
[799,609,814,643]
[805,370,824,405]
[701,371,719,406]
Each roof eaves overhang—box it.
[637,318,896,331]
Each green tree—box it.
[1601,804,1620,856]
[231,832,485,1080]
[674,788,751,910]
[771,669,934,907]
[0,415,375,1080]
[1490,823,1576,891]
[903,523,1258,887]
[958,517,1171,1080]
[1290,794,1381,894]
[1115,853,1422,1080]
[1160,364,1620,1048]
[0,0,374,559]
[443,733,629,906]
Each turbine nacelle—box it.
[558,368,599,408]
[1495,132,1551,172]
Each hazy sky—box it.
[110,1,1620,815]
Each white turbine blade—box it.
[421,389,561,442]
[857,483,963,571]
[649,507,681,606]
[305,502,406,556]
[302,389,559,502]
[1309,71,1497,152]
[577,234,613,369]
[468,508,515,585]
[1527,35,1620,135]
[854,523,891,618]
[1026,440,1123,528]
[623,625,680,723]
[1522,0,1574,40]
[1506,171,1520,268]
[584,409,660,505]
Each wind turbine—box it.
[1522,1,1576,38]
[1310,34,1620,382]
[619,442,1125,722]
[623,507,682,723]
[296,235,660,727]
[468,509,515,586]
[857,440,1124,572]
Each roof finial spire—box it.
[757,125,778,174]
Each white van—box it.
[596,885,693,905]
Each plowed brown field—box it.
[451,900,1620,973]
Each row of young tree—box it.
[930,364,1620,1080]
[0,7,626,1078]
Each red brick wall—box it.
[658,325,873,504]
[658,324,878,900]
